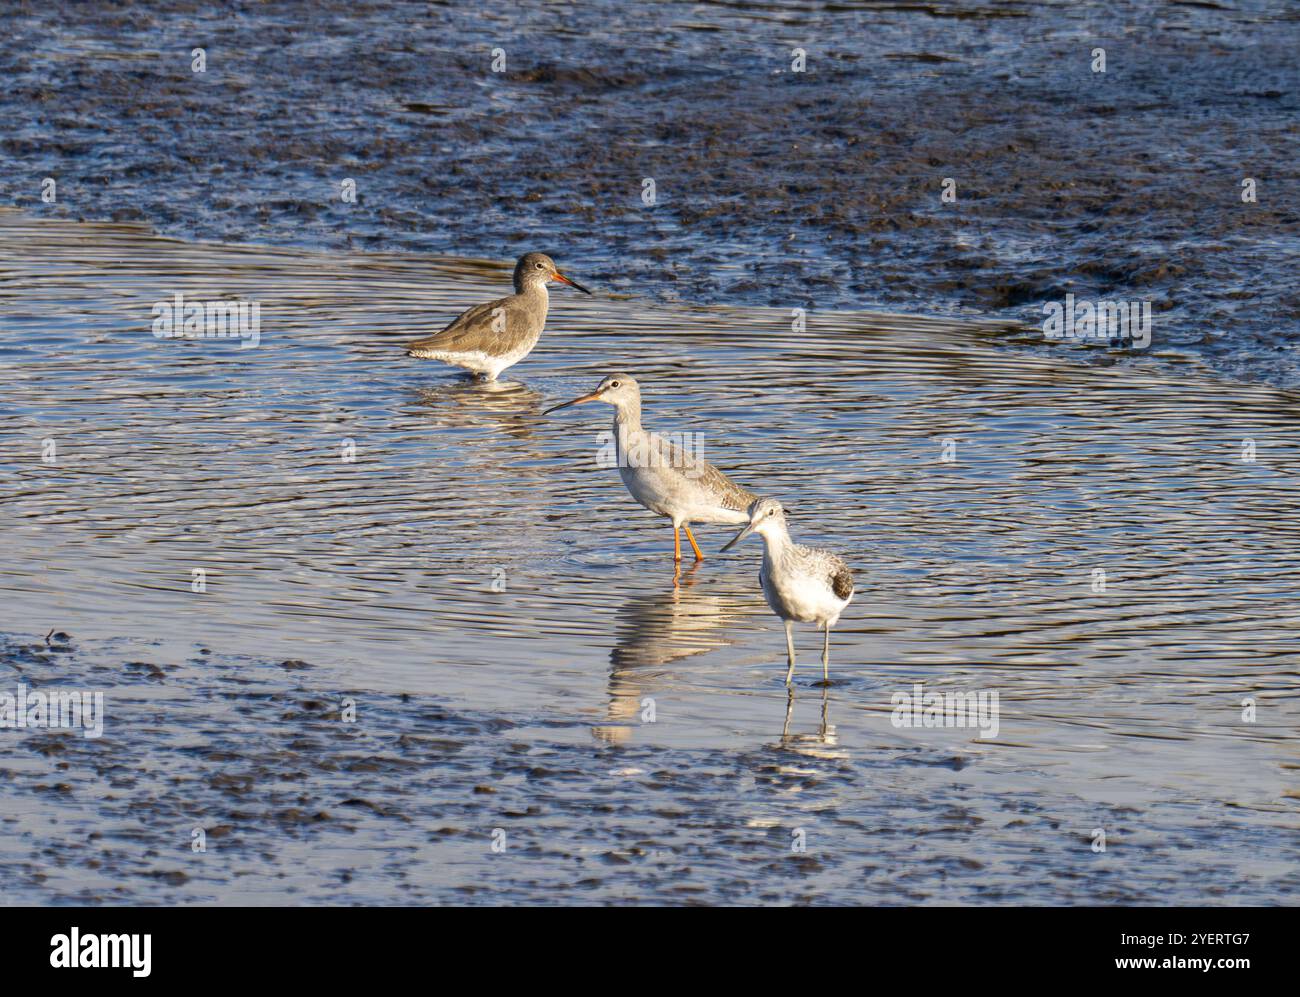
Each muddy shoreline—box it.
[1,1,1296,382]
[5,631,1295,906]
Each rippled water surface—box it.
[2,211,1299,904]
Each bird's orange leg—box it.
[673,526,682,563]
[683,525,704,562]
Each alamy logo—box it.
[152,292,261,348]
[1042,293,1151,348]
[595,429,705,478]
[890,682,999,740]
[50,928,151,977]
[0,684,103,739]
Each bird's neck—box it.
[759,523,794,558]
[612,401,642,434]
[515,277,549,299]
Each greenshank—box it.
[722,497,854,684]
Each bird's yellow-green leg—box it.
[784,620,797,684]
[684,525,704,562]
[822,624,832,683]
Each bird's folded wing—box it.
[408,295,516,352]
[657,435,757,512]
[831,563,855,601]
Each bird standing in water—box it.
[543,374,758,565]
[407,252,590,381]
[722,497,854,685]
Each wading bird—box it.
[722,497,854,684]
[543,373,758,565]
[407,252,590,380]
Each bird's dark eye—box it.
[610,380,621,388]
[768,508,776,516]
[535,262,544,269]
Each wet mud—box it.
[4,633,1296,905]
[1,1,1296,382]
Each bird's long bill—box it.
[720,521,757,553]
[552,271,592,295]
[542,390,602,415]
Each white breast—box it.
[761,554,849,626]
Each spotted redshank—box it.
[543,373,758,564]
[721,497,854,684]
[407,252,590,380]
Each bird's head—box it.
[515,252,591,294]
[721,497,787,552]
[543,373,639,415]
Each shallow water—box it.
[2,211,1298,904]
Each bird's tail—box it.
[407,338,446,359]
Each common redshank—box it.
[543,373,758,564]
[721,497,854,684]
[407,252,590,380]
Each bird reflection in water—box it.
[592,565,742,743]
[780,685,838,754]
[413,378,544,442]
